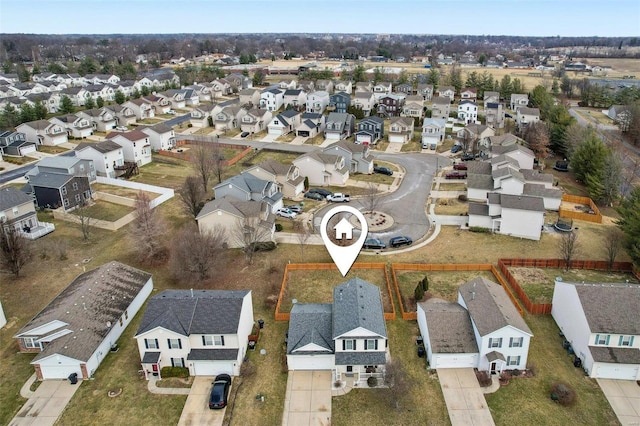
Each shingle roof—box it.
[35,156,84,170]
[0,186,34,211]
[518,107,540,116]
[466,161,492,175]
[492,144,535,157]
[19,120,53,131]
[335,351,386,366]
[521,169,553,184]
[589,346,640,364]
[499,193,545,212]
[573,283,640,334]
[523,183,563,199]
[252,159,291,176]
[287,304,334,354]
[106,129,148,141]
[76,140,122,154]
[468,202,489,216]
[467,174,494,190]
[333,278,387,339]
[135,290,250,336]
[460,277,532,336]
[196,197,265,221]
[187,348,239,361]
[28,172,74,189]
[418,299,479,354]
[15,262,151,362]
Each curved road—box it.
[314,152,452,244]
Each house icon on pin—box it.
[334,218,355,240]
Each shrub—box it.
[421,276,429,292]
[275,223,283,232]
[526,362,537,377]
[249,241,277,252]
[458,194,468,202]
[469,226,490,233]
[551,382,577,406]
[160,366,189,378]
[511,369,521,377]
[414,282,425,301]
[475,370,492,387]
[367,376,378,387]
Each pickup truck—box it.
[445,171,467,179]
[327,193,350,202]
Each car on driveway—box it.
[209,374,231,409]
[285,205,302,213]
[116,126,128,131]
[308,188,333,198]
[461,153,475,161]
[327,193,350,202]
[363,238,386,249]
[389,235,413,248]
[445,171,467,179]
[276,208,297,218]
[374,166,393,176]
[240,131,250,138]
[304,192,325,201]
[451,145,462,153]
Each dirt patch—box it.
[510,267,548,284]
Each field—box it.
[71,200,134,221]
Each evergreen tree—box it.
[352,65,366,83]
[571,133,608,184]
[131,88,141,99]
[114,90,126,104]
[615,186,640,266]
[60,95,75,114]
[426,68,440,88]
[19,103,36,123]
[33,101,48,120]
[84,96,95,110]
[0,104,20,128]
[96,96,104,108]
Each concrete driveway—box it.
[282,370,332,426]
[177,376,225,426]
[597,379,640,426]
[437,368,495,426]
[10,380,80,426]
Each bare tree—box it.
[179,175,206,219]
[210,142,226,184]
[129,192,167,265]
[524,121,551,166]
[558,231,580,272]
[74,199,95,241]
[293,220,310,260]
[189,142,216,193]
[361,182,381,218]
[381,358,410,410]
[232,216,274,264]
[170,224,227,282]
[0,226,32,277]
[603,228,624,272]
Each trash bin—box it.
[68,373,78,385]
[248,341,256,350]
[417,346,425,358]
[258,319,264,329]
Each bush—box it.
[475,370,492,387]
[414,282,425,301]
[275,223,283,232]
[458,194,468,202]
[551,382,577,406]
[420,276,429,292]
[249,241,277,252]
[160,366,189,378]
[367,376,378,387]
[469,226,490,233]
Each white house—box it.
[388,117,414,143]
[352,92,375,117]
[510,94,529,110]
[267,110,302,136]
[306,91,330,114]
[552,280,640,380]
[123,98,155,120]
[287,278,388,385]
[417,277,532,373]
[437,86,455,101]
[106,129,152,166]
[458,100,478,124]
[75,140,125,178]
[282,89,307,110]
[17,120,68,146]
[134,289,254,379]
[140,123,176,152]
[244,159,305,199]
[240,108,273,134]
[468,192,546,240]
[422,118,446,150]
[50,114,93,139]
[516,107,541,130]
[214,173,283,213]
[260,88,284,111]
[293,151,348,186]
[14,262,153,380]
[78,108,117,133]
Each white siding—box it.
[287,354,335,370]
[500,208,543,240]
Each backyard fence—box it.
[558,194,602,224]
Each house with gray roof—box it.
[322,140,374,174]
[243,159,305,198]
[214,173,283,213]
[139,122,176,151]
[287,278,389,384]
[0,186,54,239]
[134,289,253,379]
[295,112,326,138]
[516,107,541,130]
[27,156,96,183]
[16,119,68,146]
[0,130,36,157]
[14,262,153,380]
[418,277,532,372]
[324,112,355,142]
[468,192,546,240]
[24,172,92,212]
[293,150,348,186]
[355,116,384,146]
[267,109,302,137]
[50,114,93,139]
[75,140,124,178]
[552,280,640,380]
[77,107,117,132]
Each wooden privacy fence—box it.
[390,263,523,320]
[558,194,602,224]
[274,263,395,321]
[498,258,640,315]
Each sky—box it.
[1,0,639,37]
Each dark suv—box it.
[363,238,386,249]
[308,188,332,198]
[389,236,413,248]
[374,166,393,176]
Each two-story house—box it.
[484,91,500,105]
[214,173,283,213]
[78,108,117,132]
[75,140,125,178]
[260,88,284,112]
[322,140,374,174]
[104,104,136,127]
[293,151,348,186]
[50,114,93,139]
[329,92,351,114]
[239,88,262,108]
[421,118,446,150]
[516,107,540,130]
[417,83,434,101]
[17,120,68,146]
[189,103,220,128]
[243,159,305,198]
[134,289,253,379]
[458,100,479,124]
[27,156,96,183]
[283,89,307,110]
[417,277,532,372]
[334,81,352,94]
[106,130,152,167]
[214,106,247,132]
[485,102,505,129]
[460,88,477,100]
[388,117,414,143]
[372,82,393,100]
[355,116,384,146]
[377,93,405,118]
[267,110,302,137]
[296,113,326,138]
[0,186,54,239]
[552,280,640,380]
[510,94,529,111]
[140,123,176,152]
[142,94,172,115]
[123,99,155,121]
[306,91,330,114]
[278,80,297,90]
[401,95,425,119]
[354,81,373,93]
[324,112,355,142]
[431,97,451,120]
[287,278,388,385]
[315,79,334,94]
[395,83,414,96]
[159,89,187,109]
[240,108,273,134]
[352,92,375,117]
[0,131,36,157]
[25,172,92,212]
[437,86,455,101]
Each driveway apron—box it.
[10,380,80,426]
[597,379,640,426]
[178,376,225,426]
[282,370,332,426]
[437,368,495,426]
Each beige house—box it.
[293,151,348,186]
[244,159,305,199]
[388,117,415,143]
[240,109,272,134]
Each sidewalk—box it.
[147,375,190,395]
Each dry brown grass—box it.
[434,198,468,215]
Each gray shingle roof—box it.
[460,277,532,336]
[76,140,121,154]
[419,299,479,354]
[0,186,33,211]
[589,346,640,364]
[335,351,386,366]
[468,202,489,216]
[135,290,250,336]
[500,193,545,212]
[466,161,492,175]
[467,174,494,190]
[287,304,334,354]
[187,348,240,361]
[28,172,74,189]
[521,169,553,184]
[492,144,535,157]
[15,262,151,362]
[35,156,83,170]
[573,283,640,334]
[523,183,563,199]
[196,197,264,221]
[333,278,387,339]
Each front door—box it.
[490,362,497,374]
[346,366,354,377]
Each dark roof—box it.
[468,202,489,216]
[76,140,122,154]
[106,129,148,141]
[467,174,494,190]
[335,351,386,366]
[521,169,553,184]
[15,262,151,362]
[589,346,640,364]
[28,172,75,189]
[573,283,640,334]
[419,299,479,354]
[0,186,34,211]
[466,161,492,175]
[523,183,563,199]
[287,304,334,354]
[196,197,267,221]
[500,194,545,212]
[135,290,250,336]
[518,107,540,116]
[279,109,300,119]
[460,277,532,336]
[333,278,387,339]
[187,348,240,361]
[142,351,161,363]
[144,122,173,134]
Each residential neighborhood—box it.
[1,19,640,426]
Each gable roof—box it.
[499,193,545,212]
[18,119,53,131]
[518,107,540,116]
[0,186,34,211]
[419,298,479,354]
[135,289,249,337]
[333,278,387,339]
[460,277,532,336]
[287,304,334,354]
[215,173,270,195]
[27,172,75,189]
[106,129,148,141]
[35,156,86,170]
[572,283,640,334]
[76,140,122,154]
[523,183,563,199]
[251,159,291,176]
[140,122,173,134]
[492,144,534,157]
[196,197,265,221]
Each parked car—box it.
[209,374,231,409]
[327,193,350,202]
[554,160,569,172]
[445,171,467,179]
[304,192,325,201]
[276,208,297,219]
[308,188,333,198]
[285,205,302,213]
[363,238,386,249]
[451,145,462,153]
[240,131,250,138]
[453,163,467,171]
[167,110,176,115]
[389,235,413,248]
[374,166,393,176]
[116,126,127,131]
[461,153,475,161]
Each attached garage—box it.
[388,134,407,143]
[297,130,310,137]
[35,354,82,380]
[191,361,235,376]
[594,364,640,380]
[188,348,240,376]
[287,354,335,371]
[430,353,479,369]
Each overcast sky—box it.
[1,0,638,37]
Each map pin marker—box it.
[320,205,368,277]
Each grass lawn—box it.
[437,182,467,191]
[373,139,390,152]
[92,183,156,200]
[2,155,37,165]
[485,314,619,426]
[400,135,423,153]
[192,127,214,135]
[510,267,639,304]
[279,267,392,313]
[436,137,456,153]
[38,145,70,154]
[276,132,297,143]
[304,134,324,145]
[434,198,468,215]
[349,171,395,185]
[71,201,134,221]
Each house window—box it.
[75,194,81,202]
[620,336,634,347]
[124,310,128,320]
[507,356,521,366]
[144,338,159,349]
[488,338,502,348]
[119,317,123,326]
[63,199,70,207]
[12,206,19,215]
[61,187,67,195]
[365,339,378,350]
[171,358,185,368]
[214,335,225,346]
[346,366,353,373]
[595,334,608,345]
[343,339,355,351]
[168,338,182,349]
[509,337,523,348]
[22,337,39,349]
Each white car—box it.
[276,208,297,219]
[167,110,176,115]
[116,126,127,131]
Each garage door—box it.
[39,364,80,380]
[287,355,334,371]
[433,354,477,369]
[192,361,234,376]
[388,135,406,143]
[298,130,309,137]
[595,364,639,380]
[268,127,281,135]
